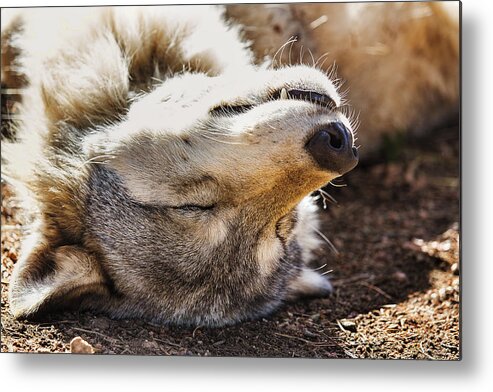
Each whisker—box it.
[326,61,338,81]
[329,181,347,188]
[307,46,316,68]
[318,188,338,209]
[308,224,339,255]
[78,154,115,170]
[0,173,16,185]
[288,38,296,65]
[150,76,164,84]
[313,263,327,271]
[200,134,246,145]
[315,52,330,69]
[273,37,298,69]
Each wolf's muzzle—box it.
[306,122,358,175]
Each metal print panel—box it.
[1,1,460,358]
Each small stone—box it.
[309,313,321,322]
[142,340,159,350]
[430,292,439,304]
[393,271,408,283]
[89,318,110,330]
[303,329,317,338]
[439,240,451,251]
[339,319,357,332]
[70,337,95,354]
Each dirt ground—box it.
[1,126,460,359]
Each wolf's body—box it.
[1,4,458,326]
[2,6,355,326]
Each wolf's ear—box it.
[9,239,109,319]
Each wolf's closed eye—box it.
[209,104,254,116]
[209,87,337,118]
[173,204,216,212]
[170,204,217,220]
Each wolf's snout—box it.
[306,122,359,175]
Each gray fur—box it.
[2,6,353,326]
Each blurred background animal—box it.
[226,2,460,158]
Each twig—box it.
[331,273,374,287]
[274,332,337,347]
[420,341,436,360]
[71,327,116,342]
[335,319,350,334]
[275,332,313,344]
[152,337,183,348]
[29,320,78,326]
[359,282,393,300]
[440,343,458,351]
[192,326,201,338]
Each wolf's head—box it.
[76,65,358,324]
[90,65,357,220]
[5,7,358,326]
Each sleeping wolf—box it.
[2,6,358,326]
[1,3,457,327]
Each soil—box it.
[1,126,460,359]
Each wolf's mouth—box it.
[210,88,337,116]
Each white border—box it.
[2,0,492,391]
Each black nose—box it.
[306,122,359,175]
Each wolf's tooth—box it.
[280,88,288,100]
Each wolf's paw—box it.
[286,267,332,301]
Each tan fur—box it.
[2,6,347,326]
